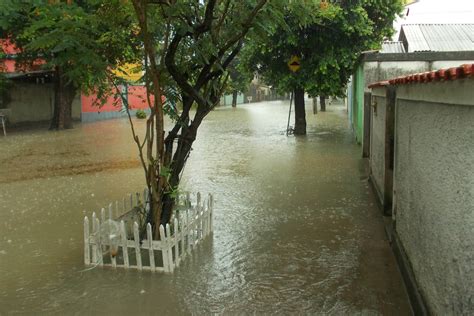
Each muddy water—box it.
[0,101,411,315]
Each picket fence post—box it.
[84,190,213,272]
[84,216,90,265]
[120,220,129,268]
[91,212,98,264]
[145,223,155,271]
[133,222,142,270]
[174,217,180,267]
[108,203,113,220]
[180,211,187,261]
[159,225,169,272]
[95,216,103,267]
[101,208,105,224]
[166,224,174,272]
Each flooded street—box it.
[0,100,411,315]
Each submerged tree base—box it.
[83,190,213,273]
[293,88,307,135]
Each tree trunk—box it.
[160,120,198,225]
[293,88,306,135]
[312,97,318,114]
[232,90,238,107]
[320,95,326,112]
[50,67,76,130]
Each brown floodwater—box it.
[0,100,411,315]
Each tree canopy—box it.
[127,0,288,231]
[240,0,402,134]
[0,0,141,128]
[242,0,403,97]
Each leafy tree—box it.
[242,0,403,135]
[227,56,253,107]
[0,0,141,129]
[128,0,285,234]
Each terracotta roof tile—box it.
[368,64,474,88]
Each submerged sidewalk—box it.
[0,100,411,314]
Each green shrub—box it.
[135,109,147,119]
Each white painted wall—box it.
[432,60,474,69]
[369,88,387,204]
[365,61,426,92]
[7,82,53,123]
[393,78,474,314]
[6,82,81,124]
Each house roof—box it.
[5,70,53,80]
[399,24,474,52]
[368,63,474,88]
[380,41,406,53]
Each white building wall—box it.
[5,82,81,124]
[393,78,474,314]
[369,89,387,204]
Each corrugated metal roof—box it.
[380,41,406,53]
[399,24,474,52]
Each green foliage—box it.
[135,109,147,119]
[124,0,288,226]
[241,0,403,97]
[145,0,287,109]
[227,56,253,95]
[0,0,141,98]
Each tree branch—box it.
[214,0,231,39]
[165,33,209,108]
[195,0,217,34]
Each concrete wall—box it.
[364,60,474,93]
[347,78,353,125]
[81,108,150,123]
[221,92,244,106]
[71,95,81,120]
[363,61,428,93]
[432,60,474,70]
[81,85,150,122]
[3,82,81,124]
[350,52,474,153]
[5,82,53,124]
[393,78,474,314]
[369,88,387,204]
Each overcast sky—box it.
[393,0,474,39]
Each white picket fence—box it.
[83,191,213,273]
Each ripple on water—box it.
[0,102,410,314]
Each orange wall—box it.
[1,39,45,73]
[128,85,155,109]
[1,39,19,54]
[81,85,152,113]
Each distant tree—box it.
[227,56,253,107]
[242,0,403,135]
[0,0,140,129]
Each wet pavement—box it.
[0,100,412,315]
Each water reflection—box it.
[0,101,411,314]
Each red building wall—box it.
[2,39,159,122]
[81,85,151,114]
[1,39,45,73]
